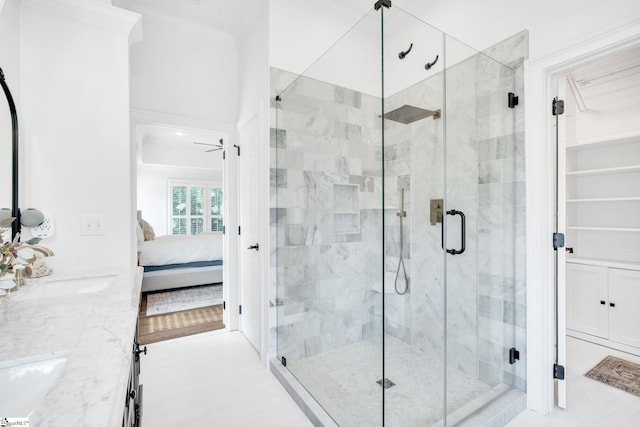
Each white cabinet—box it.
[608,268,640,348]
[567,262,640,352]
[566,263,608,338]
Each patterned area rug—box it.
[146,284,223,316]
[585,355,640,397]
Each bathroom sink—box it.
[25,275,116,299]
[0,354,68,416]
[11,274,117,303]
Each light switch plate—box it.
[81,214,106,235]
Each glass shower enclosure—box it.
[272,3,522,426]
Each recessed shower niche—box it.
[333,184,360,234]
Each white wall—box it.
[270,0,640,76]
[20,0,139,275]
[124,2,238,124]
[137,165,221,236]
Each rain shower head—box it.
[384,104,440,124]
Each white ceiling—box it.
[137,123,226,170]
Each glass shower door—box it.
[381,5,520,426]
[442,35,519,424]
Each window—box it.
[169,181,223,235]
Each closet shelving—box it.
[566,135,640,239]
[565,135,640,355]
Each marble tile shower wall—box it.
[270,68,384,361]
[382,76,446,358]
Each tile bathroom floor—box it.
[141,330,312,427]
[507,337,640,427]
[143,332,640,427]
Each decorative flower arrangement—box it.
[0,216,54,283]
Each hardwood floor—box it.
[138,292,224,345]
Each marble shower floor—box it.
[288,335,497,427]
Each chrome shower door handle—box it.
[248,243,259,251]
[442,209,466,255]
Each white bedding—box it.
[139,233,223,266]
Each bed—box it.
[138,233,223,292]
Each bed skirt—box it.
[141,262,223,292]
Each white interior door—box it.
[238,114,262,352]
[555,78,568,409]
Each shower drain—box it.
[376,378,396,389]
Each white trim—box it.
[525,18,640,414]
[567,330,640,357]
[259,97,270,367]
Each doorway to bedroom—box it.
[135,122,230,344]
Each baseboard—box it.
[269,359,338,427]
[567,330,640,357]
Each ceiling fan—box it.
[193,138,224,152]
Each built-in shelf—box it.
[333,184,360,234]
[567,133,640,150]
[566,226,640,232]
[565,135,640,265]
[567,257,640,271]
[566,197,640,202]
[566,165,640,176]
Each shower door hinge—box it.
[239,304,242,315]
[374,0,391,10]
[223,150,225,160]
[509,347,520,365]
[553,232,565,250]
[554,363,565,380]
[508,92,519,108]
[223,301,226,310]
[238,226,241,235]
[281,356,287,367]
[222,225,225,235]
[552,98,565,116]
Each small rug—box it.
[146,284,223,316]
[585,355,640,397]
[138,300,224,345]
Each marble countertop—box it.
[0,268,143,426]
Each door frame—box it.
[525,20,640,414]
[130,108,240,330]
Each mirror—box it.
[0,67,18,238]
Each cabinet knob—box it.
[600,300,606,305]
[610,302,616,308]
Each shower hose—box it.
[394,189,409,295]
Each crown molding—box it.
[21,0,141,38]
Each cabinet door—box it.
[566,263,608,338]
[608,268,640,348]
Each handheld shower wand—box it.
[394,189,409,295]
